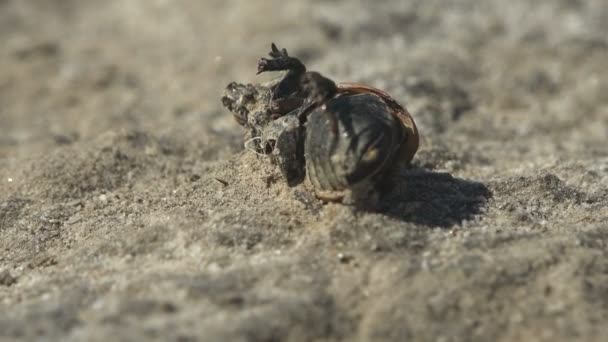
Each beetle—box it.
[222,43,419,202]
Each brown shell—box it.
[304,84,419,202]
[337,83,419,164]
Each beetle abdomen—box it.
[305,93,405,195]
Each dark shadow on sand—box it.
[374,168,492,228]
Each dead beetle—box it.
[221,43,419,202]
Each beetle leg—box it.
[270,97,305,118]
[257,43,308,115]
[297,71,341,152]
[296,100,338,137]
[257,43,306,75]
[296,100,318,124]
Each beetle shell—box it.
[337,83,419,165]
[305,89,417,200]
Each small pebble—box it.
[337,253,354,264]
[0,270,17,287]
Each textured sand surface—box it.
[1,1,608,341]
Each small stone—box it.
[66,199,82,207]
[370,243,382,252]
[0,270,17,287]
[67,214,82,225]
[337,253,354,264]
[28,254,58,269]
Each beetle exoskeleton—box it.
[221,43,419,202]
[305,84,419,201]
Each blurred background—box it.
[1,0,606,165]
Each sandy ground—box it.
[1,0,608,341]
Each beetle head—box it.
[221,82,260,126]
